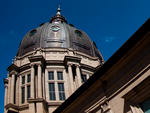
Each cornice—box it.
[7,64,19,73]
[64,56,81,65]
[28,55,45,63]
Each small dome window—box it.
[69,24,74,27]
[29,29,37,36]
[39,23,45,27]
[75,30,82,37]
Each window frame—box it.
[47,69,66,101]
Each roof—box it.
[16,11,102,59]
[53,18,150,113]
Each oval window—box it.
[29,29,37,36]
[75,30,82,37]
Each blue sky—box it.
[0,0,149,112]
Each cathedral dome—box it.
[17,8,101,58]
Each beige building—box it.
[53,19,150,113]
[4,8,103,113]
[4,6,150,113]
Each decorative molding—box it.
[64,56,81,65]
[28,98,47,103]
[7,64,19,73]
[28,55,45,63]
[80,63,96,72]
[46,60,64,66]
[3,78,8,84]
[47,102,63,106]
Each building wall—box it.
[4,48,101,113]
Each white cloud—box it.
[104,36,116,43]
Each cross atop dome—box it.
[50,4,67,23]
[56,5,61,15]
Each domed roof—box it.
[17,8,102,58]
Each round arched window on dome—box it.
[75,30,82,37]
[29,29,37,36]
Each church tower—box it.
[4,7,103,113]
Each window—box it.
[58,83,66,100]
[48,72,54,80]
[27,85,30,99]
[75,30,82,37]
[57,72,63,80]
[22,76,25,85]
[48,70,66,101]
[81,74,87,83]
[29,29,37,36]
[21,73,31,104]
[21,87,25,104]
[49,83,56,100]
[140,99,150,113]
[27,74,31,83]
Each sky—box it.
[0,0,149,112]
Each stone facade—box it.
[4,48,102,113]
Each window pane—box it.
[57,72,63,80]
[21,87,25,104]
[58,83,65,100]
[27,74,31,83]
[58,83,64,91]
[27,85,30,99]
[49,83,56,100]
[48,72,54,80]
[22,76,25,84]
[81,74,87,83]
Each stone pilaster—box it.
[25,75,27,103]
[54,70,59,100]
[87,74,90,79]
[29,103,35,113]
[30,64,35,98]
[37,63,42,98]
[68,64,74,94]
[19,75,22,105]
[37,103,43,113]
[76,64,82,87]
[4,84,8,106]
[45,68,49,101]
[7,77,11,104]
[10,74,15,103]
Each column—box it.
[68,64,74,94]
[37,63,42,98]
[54,70,59,100]
[29,103,36,113]
[10,74,15,103]
[42,72,45,99]
[25,75,27,103]
[15,77,19,105]
[87,74,90,79]
[19,75,22,105]
[63,69,69,98]
[45,68,49,101]
[4,84,8,106]
[76,65,82,87]
[30,64,35,98]
[37,103,43,113]
[7,77,11,103]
